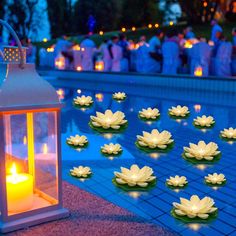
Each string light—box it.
[99,31,104,36]
[155,23,159,28]
[148,24,153,29]
[121,27,126,32]
[131,27,136,31]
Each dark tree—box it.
[46,0,74,38]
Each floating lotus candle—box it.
[205,173,226,186]
[90,110,128,132]
[183,141,221,162]
[172,195,218,220]
[169,105,190,118]
[166,175,188,188]
[139,108,160,121]
[136,129,174,151]
[193,115,215,128]
[70,166,92,178]
[112,92,126,101]
[114,164,156,188]
[101,143,122,156]
[220,128,236,140]
[73,95,93,108]
[66,135,88,148]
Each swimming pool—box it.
[48,73,236,236]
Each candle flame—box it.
[76,66,82,71]
[194,66,203,77]
[43,143,48,154]
[23,136,27,145]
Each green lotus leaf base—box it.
[73,102,93,109]
[204,180,226,187]
[89,122,128,133]
[138,114,160,122]
[113,97,126,102]
[219,135,236,142]
[112,178,156,192]
[100,149,123,157]
[182,153,221,164]
[70,173,92,179]
[66,141,89,149]
[171,208,218,223]
[193,123,215,130]
[135,141,174,153]
[165,182,188,190]
[169,113,190,120]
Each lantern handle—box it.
[0,19,25,69]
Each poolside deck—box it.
[8,182,176,236]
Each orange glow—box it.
[169,21,174,26]
[194,66,203,77]
[121,27,126,32]
[10,163,17,178]
[72,45,81,51]
[131,27,136,31]
[56,88,65,100]
[55,56,65,70]
[42,143,48,154]
[95,61,104,71]
[184,40,193,48]
[47,46,54,52]
[99,31,104,35]
[155,23,159,28]
[148,24,153,29]
[95,93,104,102]
[76,66,82,71]
[194,104,201,112]
[203,1,208,7]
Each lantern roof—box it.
[0,63,60,111]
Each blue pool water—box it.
[57,83,236,236]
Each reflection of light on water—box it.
[77,89,82,94]
[56,88,65,100]
[176,119,181,123]
[95,93,104,102]
[128,191,141,199]
[76,148,82,152]
[194,104,201,113]
[227,141,234,145]
[173,189,180,193]
[196,164,207,170]
[149,153,160,159]
[108,156,114,160]
[130,108,134,112]
[201,129,207,133]
[183,122,188,126]
[80,108,86,112]
[146,121,152,125]
[103,133,113,139]
[23,136,27,145]
[188,223,201,231]
[212,186,219,191]
[79,178,86,182]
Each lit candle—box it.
[6,163,33,213]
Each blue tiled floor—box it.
[58,86,236,236]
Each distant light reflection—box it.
[188,223,201,231]
[196,164,207,170]
[194,104,201,113]
[128,191,141,199]
[149,153,160,159]
[95,93,104,102]
[56,88,65,100]
[103,133,113,139]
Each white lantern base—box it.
[0,208,69,233]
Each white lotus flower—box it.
[205,173,226,185]
[113,92,126,100]
[67,135,88,147]
[90,110,127,129]
[114,164,156,187]
[73,95,93,106]
[220,128,236,139]
[139,108,160,120]
[173,195,217,219]
[166,175,188,187]
[183,141,220,161]
[70,166,92,178]
[169,105,190,117]
[194,115,215,127]
[137,129,173,149]
[101,143,122,155]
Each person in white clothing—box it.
[80,36,96,71]
[110,36,123,72]
[99,40,112,71]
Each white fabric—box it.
[39,48,54,67]
[212,42,232,76]
[232,58,236,76]
[190,42,211,76]
[111,44,123,72]
[162,41,179,75]
[81,47,95,71]
[73,50,82,69]
[136,44,151,73]
[100,43,112,71]
[54,39,71,57]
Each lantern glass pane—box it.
[3,110,59,216]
